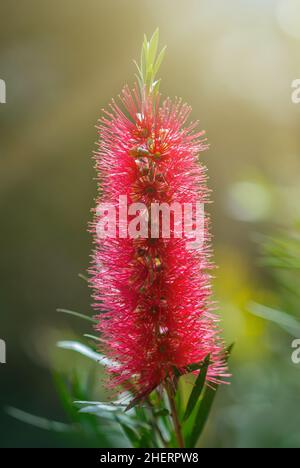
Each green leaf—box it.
[185,344,234,447]
[186,361,207,372]
[148,28,159,68]
[53,372,82,423]
[57,340,117,368]
[154,408,170,418]
[171,366,181,378]
[139,429,153,448]
[78,273,89,282]
[125,397,143,412]
[183,354,210,421]
[117,418,141,448]
[187,384,219,448]
[133,60,142,79]
[6,407,71,433]
[172,357,212,378]
[75,402,125,413]
[125,385,157,412]
[79,405,151,433]
[248,302,300,338]
[57,308,97,324]
[135,29,166,97]
[153,46,167,77]
[141,35,147,76]
[52,372,115,443]
[151,79,161,95]
[226,342,235,357]
[83,334,102,342]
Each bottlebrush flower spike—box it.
[90,30,228,399]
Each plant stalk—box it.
[146,397,168,448]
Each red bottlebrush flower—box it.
[90,32,228,399]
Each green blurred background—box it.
[1,0,300,448]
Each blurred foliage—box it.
[249,226,300,337]
[8,309,232,448]
[260,227,300,316]
[207,225,300,448]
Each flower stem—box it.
[165,380,184,448]
[146,397,168,448]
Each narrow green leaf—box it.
[148,28,159,66]
[183,354,210,422]
[153,46,167,77]
[83,334,103,342]
[154,408,170,417]
[57,308,97,324]
[151,79,161,95]
[117,418,141,448]
[226,342,235,359]
[78,273,89,282]
[248,302,300,338]
[173,357,211,377]
[133,60,143,79]
[141,36,147,76]
[186,361,208,372]
[78,405,121,414]
[125,395,146,412]
[139,429,153,448]
[52,372,79,421]
[125,384,157,412]
[171,366,181,378]
[136,29,166,96]
[6,407,71,433]
[79,407,151,432]
[185,344,233,447]
[134,73,143,92]
[57,340,117,368]
[75,401,126,412]
[187,384,219,448]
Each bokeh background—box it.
[1,0,300,448]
